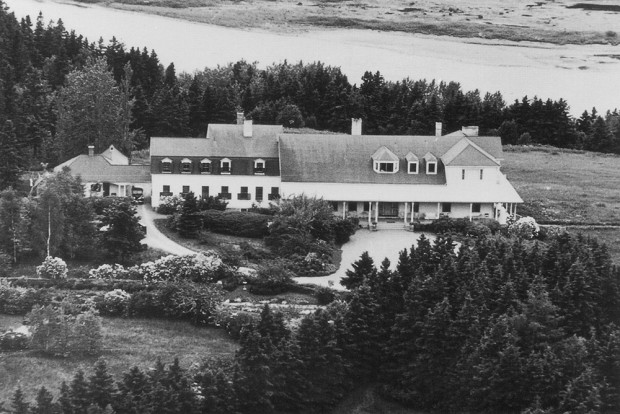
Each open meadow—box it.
[0,315,237,404]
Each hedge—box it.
[200,210,270,238]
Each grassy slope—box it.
[0,315,237,404]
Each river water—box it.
[5,0,620,114]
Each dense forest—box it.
[7,233,620,413]
[1,1,620,191]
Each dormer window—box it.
[200,159,211,174]
[405,152,419,174]
[161,158,172,173]
[423,152,437,175]
[181,158,192,173]
[427,162,437,174]
[220,158,231,174]
[372,146,399,174]
[254,159,265,175]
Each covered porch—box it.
[332,201,518,229]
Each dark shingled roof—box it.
[151,124,283,158]
[278,134,503,184]
[57,155,151,183]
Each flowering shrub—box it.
[508,216,540,239]
[213,306,259,339]
[100,289,132,316]
[140,252,227,284]
[157,194,184,215]
[0,329,30,351]
[89,264,129,280]
[0,283,49,315]
[157,282,225,325]
[36,256,68,279]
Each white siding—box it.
[151,174,281,209]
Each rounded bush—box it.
[36,256,68,279]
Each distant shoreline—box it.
[93,0,620,46]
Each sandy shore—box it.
[106,0,620,45]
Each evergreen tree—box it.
[177,192,201,238]
[99,198,145,263]
[70,370,92,414]
[88,358,116,409]
[341,251,376,290]
[32,386,55,414]
[11,386,30,414]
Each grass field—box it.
[503,147,620,224]
[0,315,238,404]
[502,146,620,263]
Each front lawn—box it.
[0,315,238,404]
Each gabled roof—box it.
[371,146,399,162]
[441,138,500,166]
[405,152,419,162]
[100,145,129,165]
[151,124,283,158]
[278,134,503,184]
[423,152,437,162]
[54,155,150,183]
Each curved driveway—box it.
[295,230,436,290]
[137,204,196,256]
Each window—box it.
[219,186,231,199]
[406,152,419,174]
[427,162,437,174]
[472,203,481,213]
[330,201,339,211]
[442,203,452,213]
[182,186,190,195]
[161,158,172,173]
[256,187,263,201]
[408,162,418,174]
[254,159,265,174]
[220,158,231,174]
[462,169,466,180]
[363,202,370,212]
[163,185,170,193]
[480,169,484,180]
[238,186,250,200]
[268,187,280,200]
[348,202,358,212]
[201,186,209,199]
[200,159,211,174]
[181,158,192,173]
[413,202,419,213]
[375,161,396,173]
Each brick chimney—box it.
[435,122,442,137]
[236,112,244,125]
[351,118,362,136]
[243,119,253,138]
[461,126,479,136]
[88,145,95,157]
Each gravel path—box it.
[137,204,196,256]
[295,230,436,290]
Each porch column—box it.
[437,202,440,218]
[514,204,517,217]
[411,202,415,224]
[469,203,473,221]
[368,202,372,228]
[404,202,408,225]
[343,202,346,219]
[375,201,379,223]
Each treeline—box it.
[9,232,620,413]
[1,1,620,190]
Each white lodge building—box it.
[151,117,522,228]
